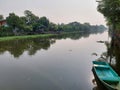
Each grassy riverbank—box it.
[0,32,81,41]
[0,34,56,41]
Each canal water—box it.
[0,31,108,90]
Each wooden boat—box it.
[92,61,120,90]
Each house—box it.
[0,20,7,26]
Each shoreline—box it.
[0,34,56,41]
[0,30,105,42]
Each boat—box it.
[92,61,120,90]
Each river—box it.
[0,31,108,90]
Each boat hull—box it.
[92,61,120,90]
[92,67,108,90]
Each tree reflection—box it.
[55,30,105,40]
[0,38,54,58]
[0,31,105,58]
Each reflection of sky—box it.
[0,32,108,89]
[0,0,105,25]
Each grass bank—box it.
[0,34,56,41]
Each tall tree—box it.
[24,10,39,25]
[6,13,24,29]
[38,16,49,31]
[97,0,120,61]
[97,0,120,30]
[38,16,49,27]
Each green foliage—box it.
[0,10,106,37]
[6,13,24,29]
[0,15,4,20]
[49,22,58,31]
[38,17,49,30]
[24,10,39,25]
[60,22,106,32]
[0,26,14,36]
[97,0,120,30]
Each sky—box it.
[0,0,106,25]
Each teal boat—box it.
[92,61,120,90]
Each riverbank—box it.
[0,34,56,41]
[0,30,106,42]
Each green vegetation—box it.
[97,0,120,66]
[97,0,120,33]
[0,34,55,41]
[0,15,4,20]
[0,10,106,37]
[0,31,104,58]
[60,22,106,33]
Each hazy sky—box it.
[0,0,106,25]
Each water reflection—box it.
[92,32,120,90]
[0,31,108,90]
[0,38,55,58]
[0,31,104,58]
[97,35,120,75]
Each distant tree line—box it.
[0,10,106,37]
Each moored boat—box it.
[92,61,120,90]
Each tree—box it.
[0,15,4,20]
[97,0,120,30]
[97,0,120,62]
[24,10,39,25]
[6,13,24,29]
[38,17,49,27]
[6,13,26,35]
[38,17,49,31]
[49,22,58,31]
[83,23,91,31]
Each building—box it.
[0,20,7,26]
